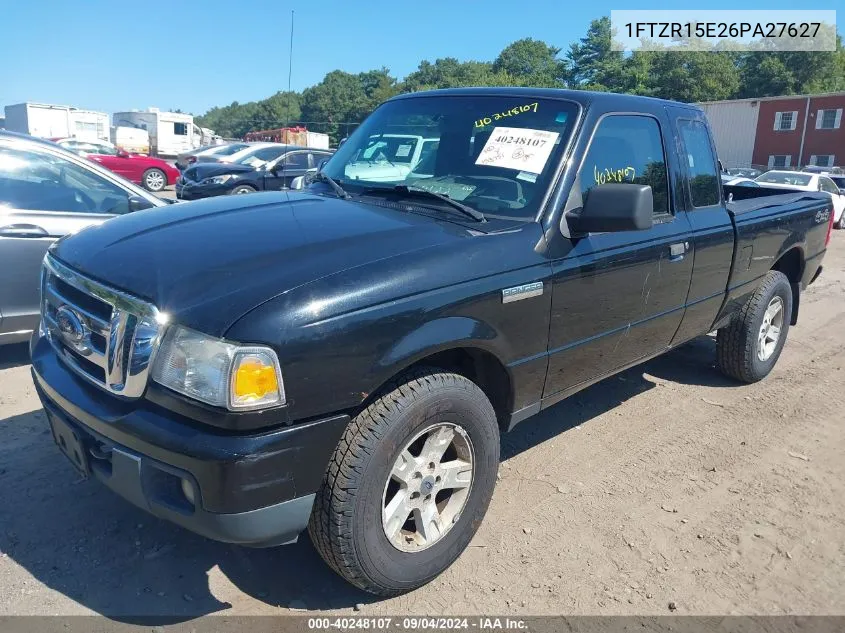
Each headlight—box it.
[203,174,235,185]
[151,325,285,410]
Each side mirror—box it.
[117,149,130,158]
[567,184,654,234]
[128,195,155,212]
[290,176,305,190]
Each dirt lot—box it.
[1,238,843,620]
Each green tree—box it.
[300,68,399,142]
[401,58,513,91]
[647,49,740,102]
[492,38,564,87]
[566,18,626,90]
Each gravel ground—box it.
[0,237,843,620]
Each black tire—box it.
[141,168,166,192]
[835,212,844,230]
[716,270,792,383]
[308,368,500,596]
[230,185,257,195]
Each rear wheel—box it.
[835,209,845,229]
[142,168,166,192]
[230,185,257,195]
[308,368,500,596]
[716,270,792,383]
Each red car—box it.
[53,138,180,192]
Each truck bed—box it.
[717,186,831,327]
[725,188,827,216]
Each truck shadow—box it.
[0,342,31,370]
[0,336,733,621]
[503,334,738,460]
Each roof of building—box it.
[697,91,845,106]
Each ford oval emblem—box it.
[56,306,86,346]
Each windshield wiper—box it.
[313,171,351,199]
[376,185,485,222]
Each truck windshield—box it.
[321,95,579,219]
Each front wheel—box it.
[230,185,257,195]
[716,270,792,383]
[308,368,500,596]
[142,168,166,192]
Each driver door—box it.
[0,141,131,341]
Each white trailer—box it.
[306,131,330,149]
[3,102,109,142]
[111,108,204,157]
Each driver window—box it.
[0,145,131,214]
[580,115,669,216]
[283,152,308,169]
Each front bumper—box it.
[31,334,349,547]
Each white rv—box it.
[111,126,151,155]
[111,108,204,157]
[4,103,109,142]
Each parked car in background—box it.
[343,134,440,182]
[802,165,843,175]
[53,138,117,155]
[722,176,759,187]
[175,143,250,171]
[726,167,763,179]
[755,170,845,228]
[0,131,166,345]
[177,145,332,199]
[55,138,180,192]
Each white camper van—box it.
[111,108,204,157]
[4,103,109,142]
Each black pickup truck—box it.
[31,88,833,596]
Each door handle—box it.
[0,224,49,238]
[669,242,689,262]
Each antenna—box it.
[287,10,294,129]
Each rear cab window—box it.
[678,119,721,208]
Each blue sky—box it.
[0,0,840,117]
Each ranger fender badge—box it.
[502,281,544,304]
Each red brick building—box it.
[698,92,845,170]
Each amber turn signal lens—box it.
[234,358,278,399]
[229,350,284,409]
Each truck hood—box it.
[50,192,468,337]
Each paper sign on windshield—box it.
[396,144,412,157]
[475,127,559,175]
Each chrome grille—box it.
[41,255,164,398]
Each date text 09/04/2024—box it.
[307,618,528,630]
